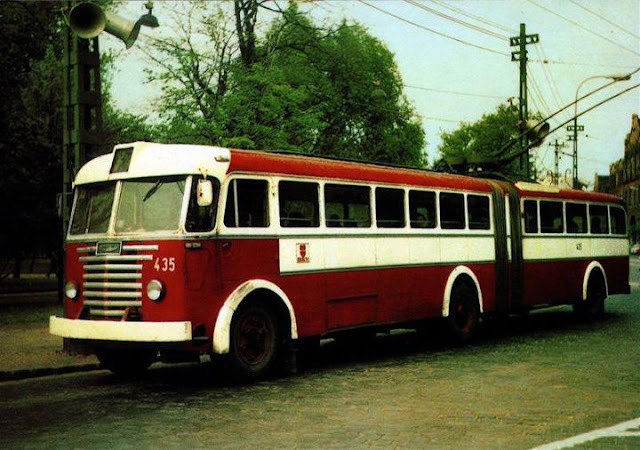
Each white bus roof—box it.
[74,142,231,185]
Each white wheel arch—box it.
[212,279,298,354]
[582,261,609,302]
[442,265,484,317]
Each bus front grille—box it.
[78,244,158,319]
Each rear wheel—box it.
[574,275,606,319]
[446,282,480,344]
[229,302,281,380]
[96,348,157,376]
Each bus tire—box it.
[96,348,157,376]
[228,301,281,381]
[574,274,606,319]
[446,281,480,344]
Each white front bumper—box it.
[49,316,192,342]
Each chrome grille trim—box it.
[83,282,142,290]
[84,264,143,271]
[84,300,142,307]
[84,290,142,299]
[79,255,153,262]
[78,243,156,319]
[84,273,141,280]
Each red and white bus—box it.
[50,142,630,379]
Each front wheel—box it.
[446,282,480,344]
[228,302,281,381]
[96,348,157,376]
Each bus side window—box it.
[279,181,319,228]
[376,187,405,228]
[440,192,465,229]
[609,206,626,235]
[589,204,609,234]
[566,202,587,234]
[325,184,371,228]
[523,200,538,233]
[409,190,436,228]
[467,194,490,230]
[224,179,269,228]
[540,200,564,233]
[186,177,219,232]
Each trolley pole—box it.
[510,24,539,180]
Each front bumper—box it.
[50,316,192,342]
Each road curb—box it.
[0,363,101,383]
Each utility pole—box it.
[510,23,539,180]
[566,124,584,188]
[549,139,568,185]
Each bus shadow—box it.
[97,307,629,389]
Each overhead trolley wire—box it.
[404,84,506,100]
[568,0,640,41]
[427,0,517,35]
[357,0,510,57]
[526,0,640,58]
[403,0,508,41]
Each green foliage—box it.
[146,1,426,167]
[436,104,542,176]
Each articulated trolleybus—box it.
[51,142,630,379]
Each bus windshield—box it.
[115,177,186,233]
[70,177,190,236]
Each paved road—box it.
[1,288,639,448]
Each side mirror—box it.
[197,179,213,207]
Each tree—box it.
[144,1,426,167]
[436,104,542,177]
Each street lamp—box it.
[570,73,631,188]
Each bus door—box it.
[487,181,524,313]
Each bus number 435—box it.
[154,257,176,272]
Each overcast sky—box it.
[104,0,640,185]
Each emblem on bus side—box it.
[296,243,310,263]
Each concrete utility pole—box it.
[510,23,539,180]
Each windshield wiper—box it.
[143,180,164,202]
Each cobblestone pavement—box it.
[1,293,639,449]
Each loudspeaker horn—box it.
[69,2,141,49]
[523,120,550,147]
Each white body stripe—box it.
[523,236,628,260]
[279,236,496,274]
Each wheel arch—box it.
[582,261,609,302]
[442,265,484,317]
[212,279,298,354]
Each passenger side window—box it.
[540,201,564,233]
[439,192,465,229]
[589,204,609,235]
[467,195,490,230]
[376,187,405,228]
[224,179,269,228]
[279,181,319,228]
[409,190,436,228]
[609,206,626,235]
[325,184,371,228]
[566,203,587,234]
[523,200,538,233]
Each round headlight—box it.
[147,279,164,301]
[65,281,78,300]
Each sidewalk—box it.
[0,286,99,382]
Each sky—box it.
[104,0,640,186]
